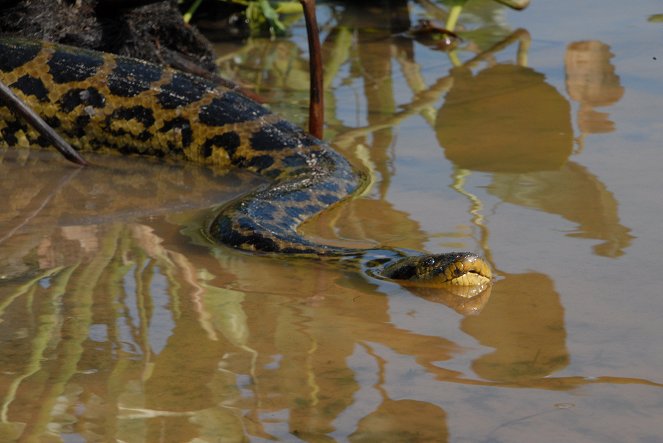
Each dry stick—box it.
[0,79,87,166]
[300,0,324,139]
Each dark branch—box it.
[300,0,324,139]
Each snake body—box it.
[0,38,491,288]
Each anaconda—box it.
[0,38,491,290]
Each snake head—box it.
[380,252,492,288]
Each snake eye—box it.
[424,257,436,267]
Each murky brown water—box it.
[2,1,663,441]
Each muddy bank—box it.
[0,0,237,74]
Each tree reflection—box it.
[437,64,573,173]
[433,36,630,380]
[437,55,632,257]
[462,273,568,381]
[565,40,624,141]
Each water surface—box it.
[1,1,663,441]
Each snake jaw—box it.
[380,252,492,288]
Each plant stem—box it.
[300,0,324,139]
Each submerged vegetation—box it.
[180,0,531,38]
[181,0,304,35]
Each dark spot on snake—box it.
[159,117,193,149]
[245,234,279,252]
[209,215,232,240]
[58,87,105,113]
[116,145,131,155]
[0,40,41,72]
[282,154,308,167]
[88,138,103,150]
[233,155,247,167]
[108,57,162,97]
[263,168,282,179]
[273,120,318,147]
[255,201,277,219]
[287,190,309,202]
[201,143,213,158]
[165,141,185,157]
[199,92,269,127]
[214,216,280,252]
[250,120,305,151]
[248,155,275,171]
[274,218,291,229]
[317,193,338,205]
[47,48,103,83]
[201,132,241,158]
[35,134,51,147]
[157,72,209,109]
[107,127,151,142]
[41,116,60,131]
[147,147,166,158]
[1,120,24,145]
[73,115,90,137]
[236,216,255,229]
[109,106,155,128]
[304,204,321,214]
[11,75,49,102]
[319,180,340,193]
[284,205,303,219]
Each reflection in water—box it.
[436,55,631,257]
[462,273,568,381]
[488,163,633,257]
[565,40,624,137]
[0,149,475,440]
[0,151,258,280]
[428,47,631,392]
[350,399,448,441]
[437,64,573,172]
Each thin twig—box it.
[300,0,324,139]
[0,79,87,166]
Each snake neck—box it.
[208,140,368,255]
[208,159,493,289]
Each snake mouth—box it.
[438,258,492,286]
[445,271,490,286]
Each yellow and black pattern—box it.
[0,38,491,287]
